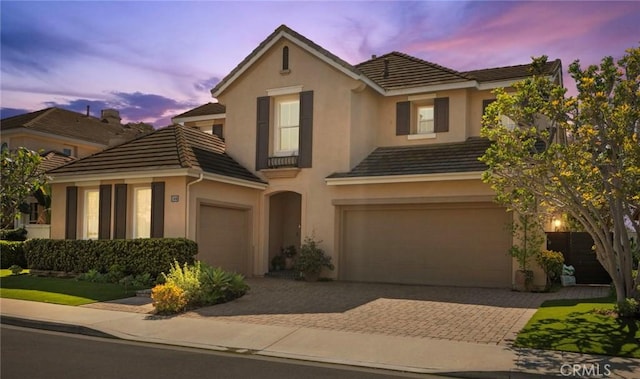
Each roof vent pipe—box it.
[383,58,389,79]
[86,105,90,117]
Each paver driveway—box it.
[180,278,608,345]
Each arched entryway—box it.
[268,191,301,272]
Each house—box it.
[0,107,152,235]
[47,25,562,287]
[172,102,226,139]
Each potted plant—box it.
[294,236,334,281]
[271,254,285,271]
[282,245,297,269]
[509,212,545,291]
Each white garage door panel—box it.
[197,205,249,275]
[341,204,512,287]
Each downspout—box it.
[185,173,204,239]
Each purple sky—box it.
[1,1,639,127]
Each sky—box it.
[1,1,639,127]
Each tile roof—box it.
[48,124,264,184]
[0,107,148,146]
[327,138,492,179]
[39,151,76,173]
[356,52,471,90]
[173,103,226,119]
[463,59,562,82]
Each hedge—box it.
[0,241,27,269]
[23,238,197,277]
[0,228,28,241]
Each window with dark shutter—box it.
[298,90,313,168]
[434,97,449,133]
[482,99,495,115]
[99,184,112,239]
[396,101,410,136]
[114,184,127,239]
[150,182,165,238]
[256,96,270,170]
[212,124,224,140]
[65,186,78,239]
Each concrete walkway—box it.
[2,280,639,378]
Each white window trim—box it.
[274,95,300,156]
[83,189,99,240]
[133,186,151,239]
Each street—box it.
[1,325,437,379]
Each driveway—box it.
[86,278,608,345]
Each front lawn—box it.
[516,296,640,358]
[0,269,141,306]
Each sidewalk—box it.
[2,298,639,378]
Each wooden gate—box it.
[546,232,611,284]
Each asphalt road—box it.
[1,325,438,379]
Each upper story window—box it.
[275,95,300,155]
[83,189,99,239]
[483,98,517,130]
[396,97,449,137]
[133,186,151,238]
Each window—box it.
[275,95,300,155]
[62,148,72,156]
[133,187,151,238]
[282,46,289,71]
[83,189,99,239]
[416,105,434,134]
[29,203,39,224]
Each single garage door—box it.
[197,204,250,275]
[339,203,512,287]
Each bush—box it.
[9,264,23,275]
[294,236,334,277]
[0,228,27,241]
[536,249,565,286]
[153,260,249,314]
[0,240,27,269]
[77,269,108,283]
[615,298,639,319]
[151,283,188,315]
[23,238,197,277]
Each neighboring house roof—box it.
[463,59,562,82]
[327,138,491,179]
[48,124,264,184]
[173,103,226,119]
[0,107,149,147]
[356,52,471,91]
[39,151,76,173]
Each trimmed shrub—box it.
[536,249,565,286]
[0,228,28,241]
[23,238,197,277]
[0,240,27,269]
[151,283,188,315]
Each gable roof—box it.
[0,107,147,147]
[356,52,472,91]
[211,24,381,97]
[327,138,491,180]
[48,124,265,185]
[173,103,226,119]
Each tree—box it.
[480,47,640,303]
[0,146,49,229]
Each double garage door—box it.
[339,203,512,288]
[197,204,250,276]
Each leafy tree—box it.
[0,146,48,229]
[481,47,640,303]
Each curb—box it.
[1,315,116,339]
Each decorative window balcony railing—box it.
[268,155,298,169]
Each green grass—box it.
[516,296,640,358]
[0,269,140,306]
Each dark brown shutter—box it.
[434,97,449,133]
[256,96,270,170]
[298,90,314,168]
[150,182,165,238]
[98,184,112,239]
[396,101,410,136]
[482,99,495,115]
[114,184,127,239]
[65,186,78,239]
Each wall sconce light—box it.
[553,218,562,231]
